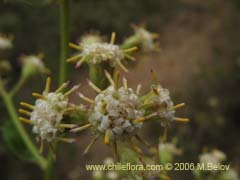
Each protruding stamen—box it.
[67,55,81,62]
[151,33,159,39]
[133,113,157,123]
[18,109,31,116]
[129,141,143,155]
[135,135,149,147]
[104,129,110,145]
[19,117,33,124]
[173,103,185,110]
[63,107,76,113]
[64,85,80,96]
[110,32,116,44]
[151,86,159,95]
[123,46,138,53]
[113,70,120,90]
[83,136,99,155]
[115,58,128,72]
[55,81,70,93]
[174,117,190,123]
[32,93,46,100]
[44,77,51,94]
[150,69,160,84]
[75,56,87,68]
[39,140,44,154]
[70,123,92,133]
[124,54,136,61]
[38,53,44,59]
[101,102,107,113]
[78,93,95,104]
[59,124,77,129]
[122,77,128,90]
[136,84,142,95]
[69,43,82,51]
[104,70,115,86]
[20,102,34,110]
[88,80,102,93]
[56,137,76,143]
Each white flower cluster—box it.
[159,142,181,155]
[135,28,155,51]
[81,43,124,65]
[89,86,144,141]
[30,93,68,141]
[199,149,226,168]
[0,35,13,49]
[150,85,175,127]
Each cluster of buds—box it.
[67,32,137,72]
[70,71,189,158]
[18,77,80,152]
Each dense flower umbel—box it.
[67,32,138,72]
[18,77,79,152]
[0,34,13,49]
[141,84,189,127]
[71,71,189,158]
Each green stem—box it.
[59,0,70,85]
[9,75,26,97]
[0,79,47,169]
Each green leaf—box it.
[1,121,36,162]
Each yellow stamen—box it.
[75,56,86,68]
[133,113,157,123]
[59,124,77,129]
[124,54,136,61]
[66,54,81,62]
[113,70,120,89]
[151,86,159,95]
[69,43,82,51]
[104,129,110,145]
[55,81,69,93]
[32,93,46,100]
[136,84,142,95]
[20,102,34,110]
[64,85,80,96]
[115,58,128,72]
[44,77,51,94]
[104,70,115,86]
[56,137,76,143]
[150,69,160,84]
[173,103,185,110]
[83,136,99,155]
[123,46,138,53]
[174,117,190,123]
[110,32,116,44]
[38,53,44,59]
[18,109,31,116]
[88,80,102,93]
[151,33,159,39]
[19,117,33,124]
[70,123,92,133]
[39,140,44,154]
[122,77,128,90]
[63,107,76,113]
[101,102,107,113]
[78,93,95,104]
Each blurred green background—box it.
[0,0,240,179]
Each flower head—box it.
[19,77,79,152]
[132,25,159,52]
[0,34,13,50]
[67,32,138,72]
[21,54,49,78]
[199,149,226,167]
